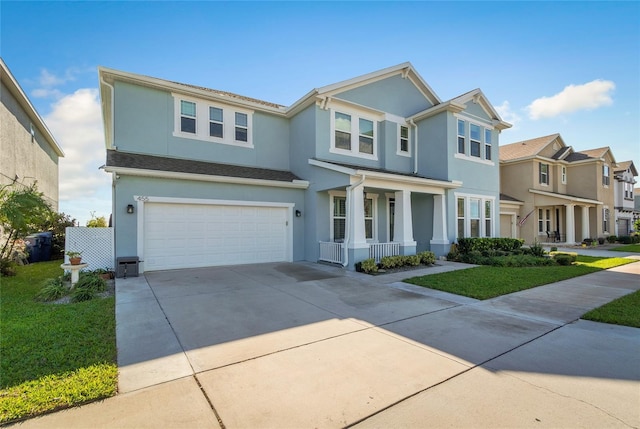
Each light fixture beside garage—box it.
[126,204,134,214]
[295,210,302,217]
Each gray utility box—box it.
[116,256,139,278]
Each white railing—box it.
[369,242,400,262]
[319,241,344,264]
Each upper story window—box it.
[484,129,491,160]
[561,166,567,184]
[331,110,377,159]
[602,165,610,186]
[209,107,223,138]
[398,125,409,155]
[173,94,254,147]
[180,101,196,134]
[539,162,549,185]
[457,119,465,154]
[470,124,481,158]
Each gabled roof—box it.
[408,88,511,130]
[499,134,563,161]
[1,58,64,157]
[106,150,301,183]
[500,193,522,202]
[614,160,638,176]
[565,146,616,164]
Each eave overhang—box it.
[528,189,601,205]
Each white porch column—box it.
[581,205,590,241]
[430,194,449,245]
[347,182,368,249]
[565,204,576,244]
[394,190,416,246]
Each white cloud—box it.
[495,100,521,128]
[44,89,111,224]
[527,79,615,120]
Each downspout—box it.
[409,119,418,174]
[343,174,366,267]
[100,76,115,150]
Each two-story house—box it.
[500,134,617,244]
[1,58,64,210]
[613,161,637,236]
[99,63,510,272]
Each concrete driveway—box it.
[17,260,640,428]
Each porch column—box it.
[394,190,416,247]
[565,204,575,244]
[430,194,449,245]
[348,182,368,249]
[581,205,590,241]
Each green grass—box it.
[609,244,640,253]
[0,261,117,424]
[405,256,635,300]
[582,290,640,328]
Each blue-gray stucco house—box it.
[99,62,511,272]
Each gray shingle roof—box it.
[500,193,522,202]
[313,159,443,181]
[106,150,301,182]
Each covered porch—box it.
[310,160,461,269]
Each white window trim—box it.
[454,114,495,164]
[172,94,254,148]
[454,193,495,239]
[540,162,549,187]
[538,208,552,235]
[328,190,378,242]
[602,164,610,187]
[330,108,378,160]
[397,123,411,157]
[454,153,495,166]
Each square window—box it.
[235,127,248,142]
[235,112,248,127]
[210,123,223,138]
[210,107,223,122]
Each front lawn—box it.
[582,290,640,328]
[609,244,640,253]
[0,261,117,424]
[404,256,635,300]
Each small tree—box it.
[86,211,107,228]
[0,183,53,259]
[36,212,77,260]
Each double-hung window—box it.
[399,125,409,154]
[180,101,196,134]
[332,110,376,158]
[235,113,248,142]
[538,209,551,234]
[457,119,465,154]
[485,201,492,237]
[456,195,494,238]
[602,165,610,186]
[332,196,346,242]
[209,107,223,138]
[470,124,481,158]
[469,198,481,237]
[484,129,492,160]
[539,163,549,185]
[364,197,374,239]
[457,198,465,239]
[561,166,567,184]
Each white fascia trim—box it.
[499,199,525,206]
[105,166,309,189]
[2,59,65,157]
[528,189,602,205]
[134,195,295,208]
[99,66,286,116]
[409,101,466,122]
[324,97,386,119]
[317,62,412,95]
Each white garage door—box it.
[143,202,290,271]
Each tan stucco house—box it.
[499,134,617,244]
[1,58,64,210]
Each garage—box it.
[142,201,292,271]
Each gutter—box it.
[408,119,417,174]
[100,75,115,150]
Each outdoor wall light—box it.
[295,210,302,217]
[126,204,134,214]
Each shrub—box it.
[446,243,460,261]
[555,254,574,266]
[379,256,397,270]
[0,258,17,276]
[550,246,558,252]
[607,235,617,244]
[71,286,96,302]
[460,250,486,265]
[405,255,421,266]
[35,277,67,301]
[528,240,546,257]
[457,237,524,254]
[360,258,378,274]
[74,273,106,292]
[417,251,436,265]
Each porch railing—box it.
[369,242,400,262]
[319,242,344,264]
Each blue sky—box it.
[2,1,638,225]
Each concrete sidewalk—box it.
[12,259,640,429]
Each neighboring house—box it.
[500,134,616,244]
[99,62,510,272]
[613,161,637,236]
[0,58,64,210]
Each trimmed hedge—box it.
[457,238,524,254]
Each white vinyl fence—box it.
[64,227,114,270]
